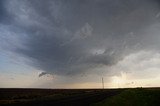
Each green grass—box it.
[92,88,160,106]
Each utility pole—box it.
[102,77,104,89]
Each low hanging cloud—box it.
[0,0,160,76]
[39,72,47,77]
[39,72,54,77]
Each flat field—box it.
[0,88,160,106]
[0,88,121,106]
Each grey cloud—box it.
[1,0,160,76]
[39,72,47,77]
[74,23,93,39]
[60,23,93,46]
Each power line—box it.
[102,77,104,89]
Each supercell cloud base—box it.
[0,0,160,88]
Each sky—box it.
[0,0,160,88]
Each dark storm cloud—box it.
[1,0,160,76]
[0,0,9,24]
[39,72,47,77]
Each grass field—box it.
[0,88,160,106]
[93,88,160,106]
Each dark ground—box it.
[0,88,160,106]
[0,88,122,106]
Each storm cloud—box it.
[0,0,160,76]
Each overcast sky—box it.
[0,0,160,88]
